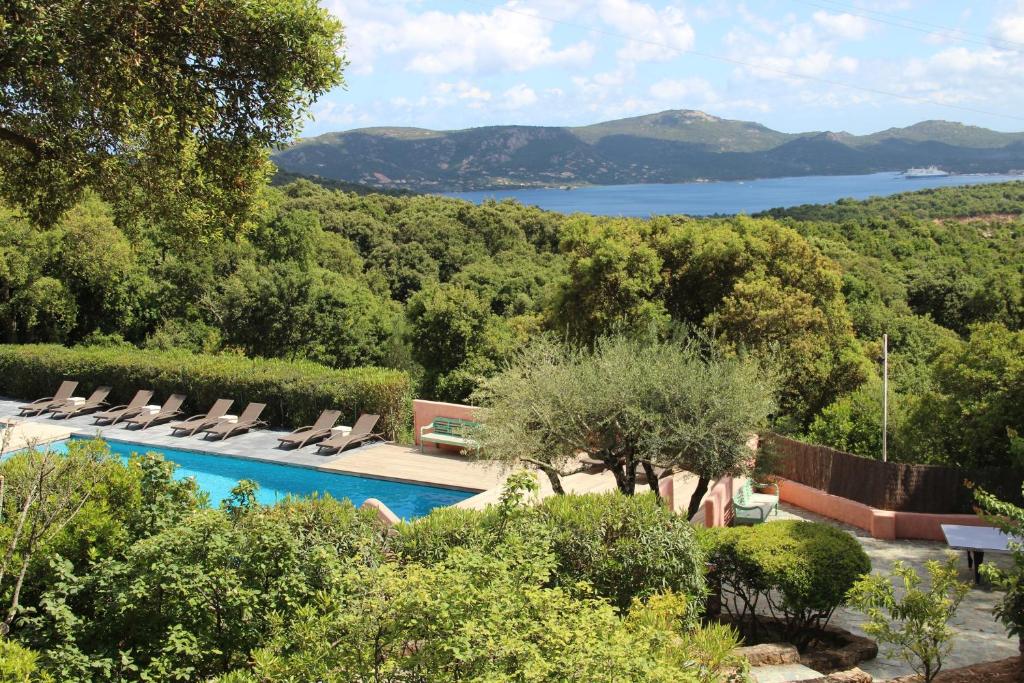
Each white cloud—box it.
[812,11,870,40]
[648,77,717,101]
[501,84,539,109]
[993,1,1024,45]
[597,0,695,62]
[326,0,594,76]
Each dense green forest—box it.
[2,180,1021,468]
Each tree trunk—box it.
[539,466,565,495]
[686,475,711,520]
[641,461,661,501]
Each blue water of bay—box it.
[444,172,1023,217]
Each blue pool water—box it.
[42,436,473,519]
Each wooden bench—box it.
[419,417,479,453]
[733,479,780,525]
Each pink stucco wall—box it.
[779,478,990,541]
[412,399,478,451]
[701,475,735,527]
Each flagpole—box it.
[882,333,888,463]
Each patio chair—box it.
[17,381,78,416]
[168,398,235,436]
[124,394,187,430]
[316,414,382,454]
[92,389,155,425]
[201,402,267,441]
[277,409,342,449]
[50,386,112,419]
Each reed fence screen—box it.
[763,433,1024,514]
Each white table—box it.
[941,524,1019,584]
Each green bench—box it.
[419,417,480,453]
[733,479,780,525]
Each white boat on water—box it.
[903,166,950,178]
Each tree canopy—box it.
[472,334,778,517]
[0,0,345,235]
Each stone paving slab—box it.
[775,502,1018,680]
[752,663,824,682]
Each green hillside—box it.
[273,109,1024,191]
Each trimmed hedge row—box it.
[0,344,412,440]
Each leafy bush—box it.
[0,639,52,683]
[536,492,706,612]
[975,483,1024,651]
[396,490,707,614]
[219,547,731,683]
[705,520,871,649]
[23,497,386,681]
[0,344,412,439]
[392,505,497,566]
[848,557,969,683]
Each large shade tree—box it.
[472,334,778,518]
[0,0,345,237]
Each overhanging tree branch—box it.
[0,126,43,160]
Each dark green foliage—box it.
[1,0,345,234]
[0,344,412,439]
[536,492,706,612]
[395,491,707,613]
[22,496,385,681]
[704,521,871,649]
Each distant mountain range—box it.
[272,110,1024,191]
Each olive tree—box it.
[0,0,345,236]
[471,334,777,518]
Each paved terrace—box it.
[775,502,1019,680]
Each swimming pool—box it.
[42,436,474,519]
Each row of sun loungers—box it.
[16,381,382,453]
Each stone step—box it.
[752,663,825,683]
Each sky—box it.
[307,0,1024,137]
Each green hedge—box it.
[0,344,412,440]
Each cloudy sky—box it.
[308,0,1024,136]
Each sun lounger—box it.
[201,402,267,440]
[18,381,78,416]
[315,414,382,454]
[50,386,112,419]
[92,389,155,424]
[168,398,235,436]
[125,394,187,430]
[277,409,342,449]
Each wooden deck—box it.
[320,443,507,492]
[1,417,74,454]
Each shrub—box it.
[974,483,1024,652]
[0,344,412,439]
[392,506,497,565]
[848,557,969,683]
[537,492,706,612]
[396,490,707,614]
[706,520,871,649]
[220,547,723,683]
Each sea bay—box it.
[444,172,1024,216]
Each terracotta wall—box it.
[412,399,478,450]
[701,475,735,527]
[779,478,989,541]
